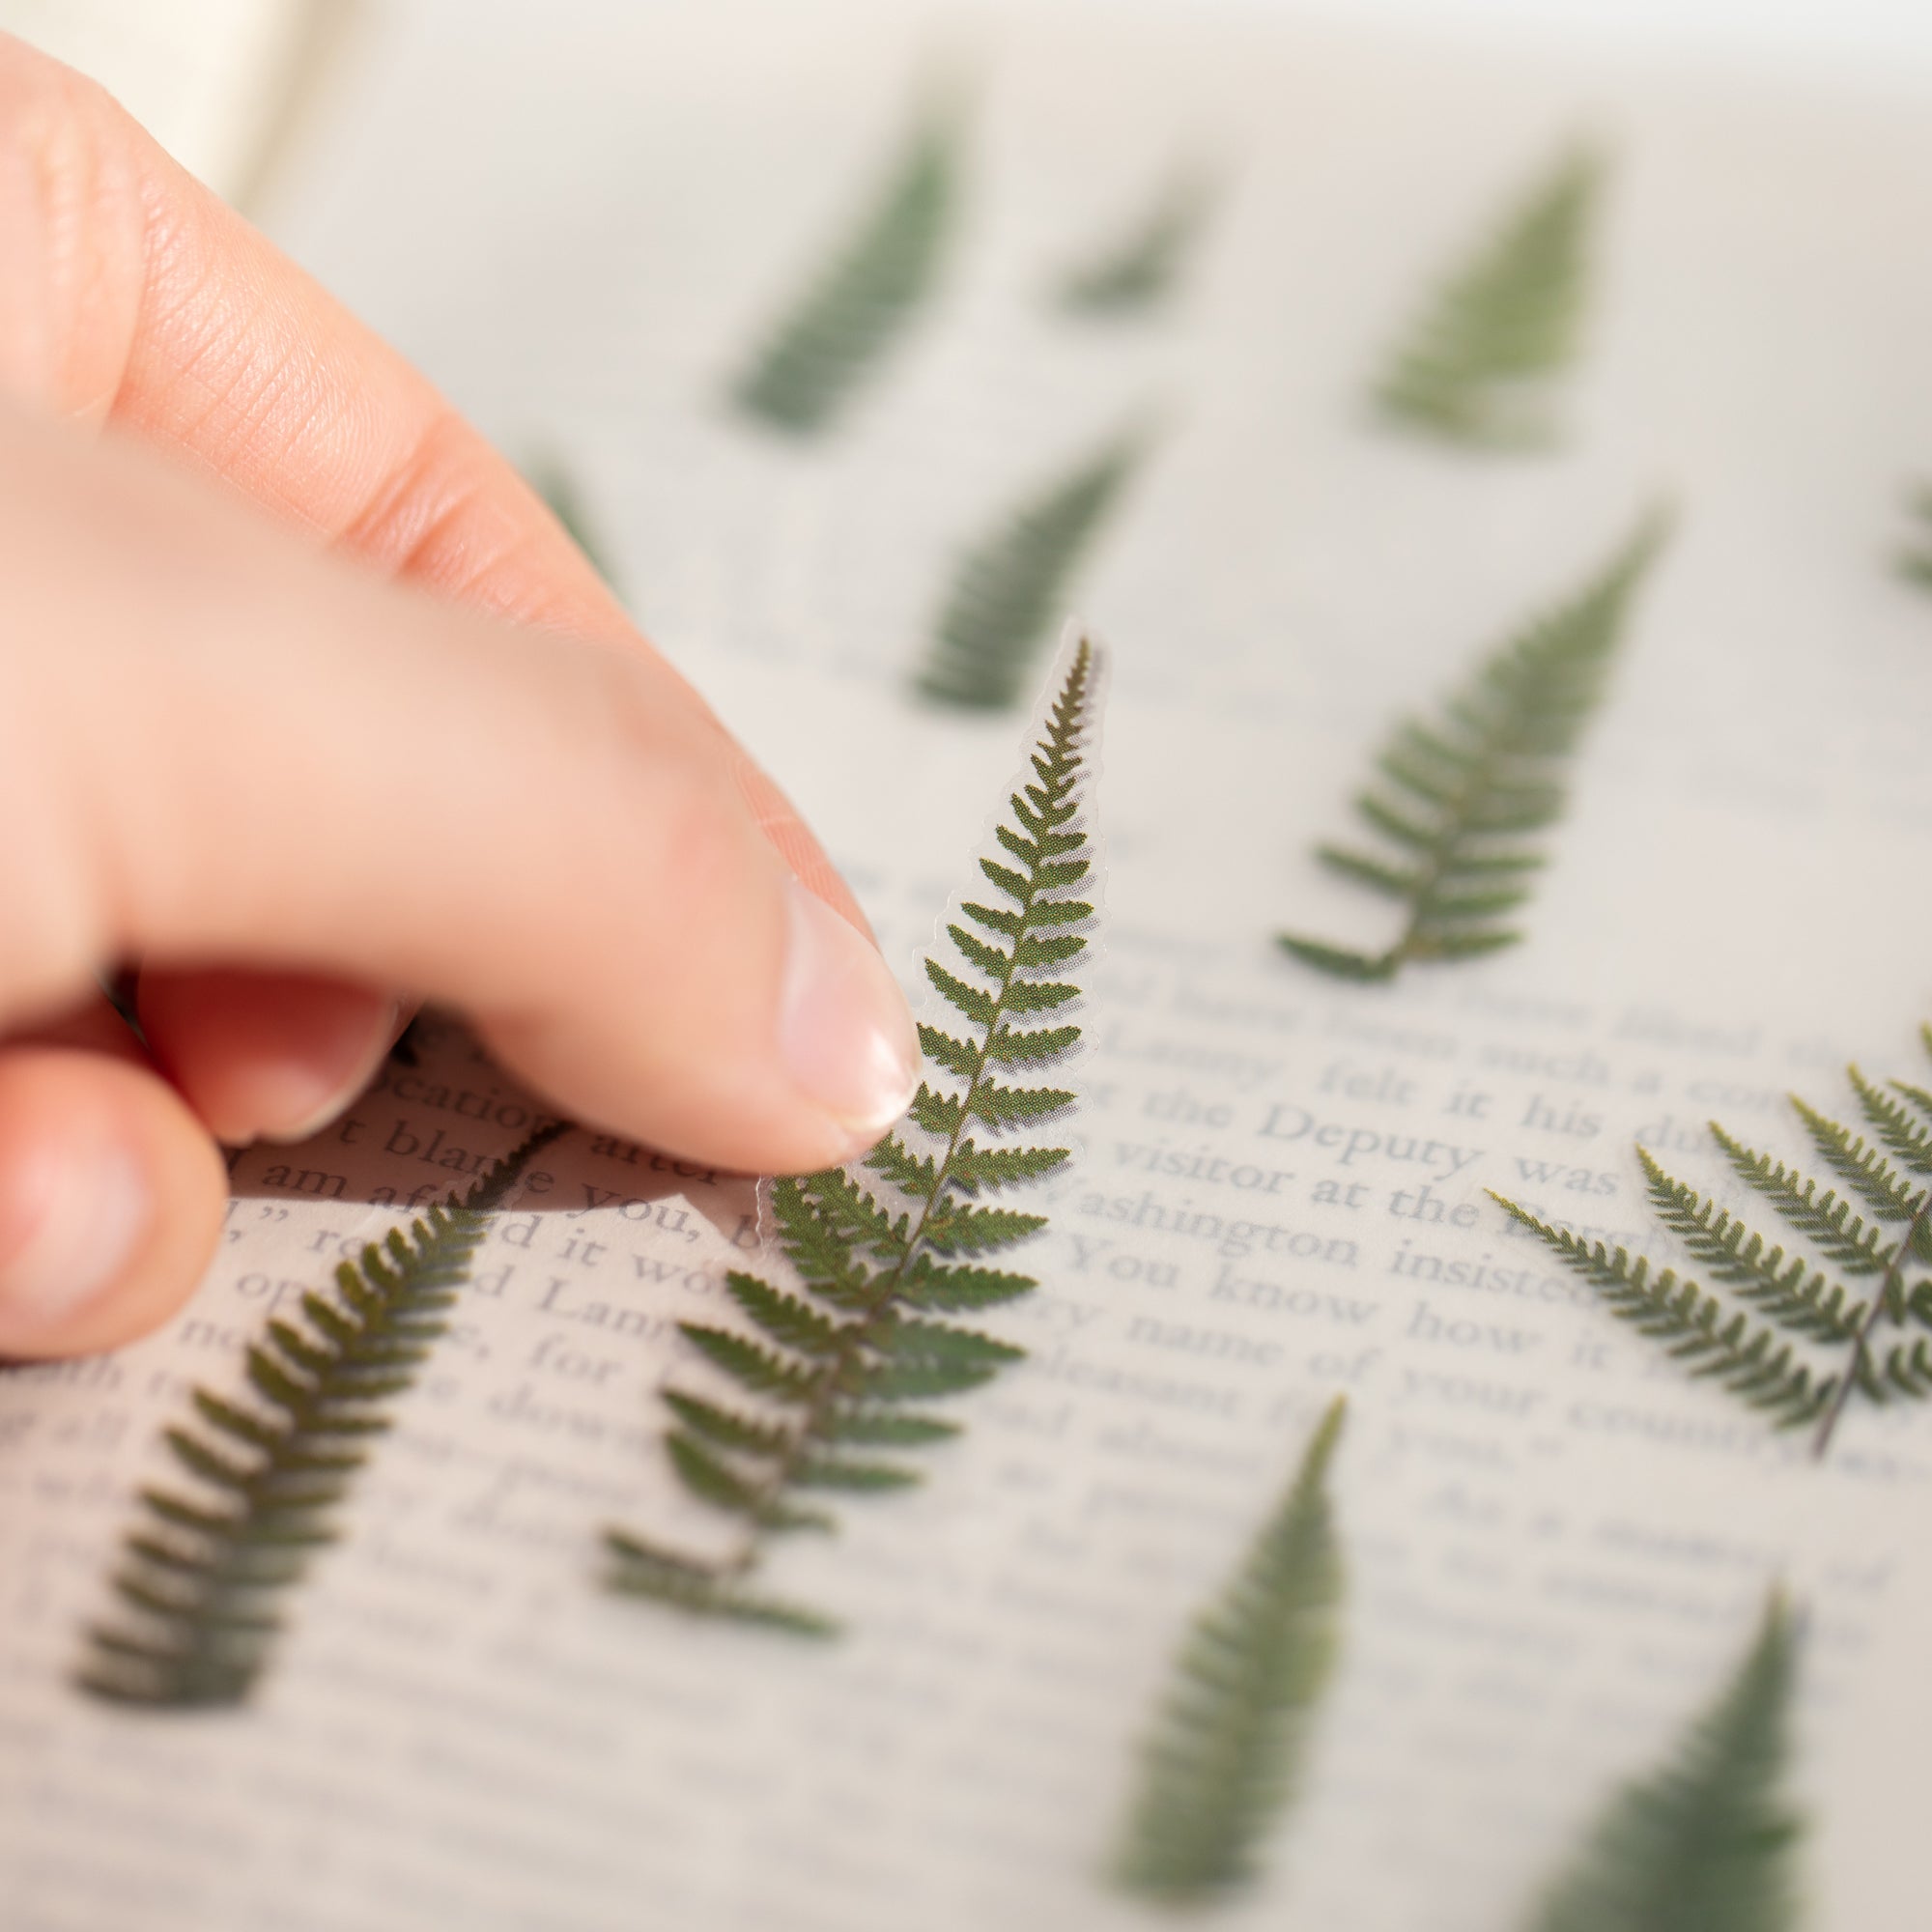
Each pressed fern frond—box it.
[1489,1200,1835,1432]
[1895,480,1932,589]
[729,84,964,436]
[1055,166,1215,316]
[608,635,1104,1634]
[915,425,1148,711]
[1112,1396,1346,1906]
[1528,1590,1802,1932]
[77,1123,566,1708]
[529,454,617,591]
[1493,1027,1932,1456]
[1279,507,1667,982]
[1377,145,1602,449]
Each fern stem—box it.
[1354,617,1576,976]
[1812,1189,1930,1455]
[1378,718,1520,976]
[721,642,1094,1564]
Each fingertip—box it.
[775,878,921,1152]
[0,1049,226,1358]
[138,968,404,1146]
[479,870,920,1180]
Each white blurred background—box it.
[5,0,1932,213]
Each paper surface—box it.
[7,3,1932,1926]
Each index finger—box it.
[0,31,875,1149]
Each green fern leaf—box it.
[1489,1201,1831,1427]
[723,1272,845,1355]
[602,1532,838,1639]
[730,85,963,435]
[921,1200,1048,1255]
[1055,165,1215,316]
[1788,1099,1918,1218]
[915,425,1149,711]
[820,1410,960,1447]
[1851,1069,1932,1172]
[676,1322,825,1401]
[1894,480,1932,589]
[527,453,617,591]
[1280,508,1666,981]
[1495,1034,1932,1455]
[1527,1591,1803,1932]
[948,1140,1069,1187]
[986,1021,1081,1065]
[608,635,1105,1633]
[1275,934,1397,982]
[1113,1396,1347,1905]
[662,1392,793,1458]
[1377,144,1602,449]
[898,1255,1035,1310]
[667,1430,771,1516]
[1638,1151,1866,1345]
[793,1455,921,1492]
[73,1123,566,1709]
[1709,1128,1891,1278]
[853,1356,997,1403]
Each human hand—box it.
[0,38,919,1359]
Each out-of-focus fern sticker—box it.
[730,81,965,436]
[529,453,618,594]
[607,634,1105,1636]
[1895,482,1932,590]
[1527,1590,1803,1932]
[76,1124,566,1708]
[1495,1028,1932,1459]
[1112,1396,1347,1907]
[1055,166,1215,317]
[916,422,1149,711]
[1278,506,1667,982]
[1377,145,1602,450]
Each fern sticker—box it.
[729,84,964,436]
[529,453,617,592]
[915,424,1148,711]
[1278,507,1667,982]
[77,1123,565,1708]
[1895,481,1932,590]
[1112,1396,1346,1907]
[1376,145,1602,450]
[608,635,1104,1635]
[1527,1590,1803,1932]
[1495,1030,1932,1457]
[1055,166,1215,317]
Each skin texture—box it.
[0,36,918,1359]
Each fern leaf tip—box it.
[1275,932,1397,982]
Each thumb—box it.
[0,403,920,1177]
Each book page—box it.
[7,3,1932,1927]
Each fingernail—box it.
[259,998,407,1146]
[0,1142,149,1348]
[779,878,921,1144]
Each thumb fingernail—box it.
[778,878,920,1149]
